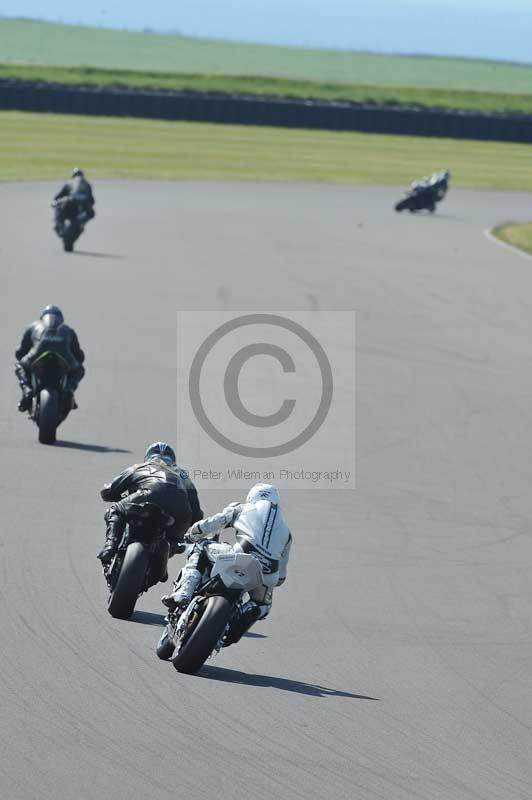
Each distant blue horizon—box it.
[2,2,532,65]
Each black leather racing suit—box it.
[14,317,85,407]
[98,460,203,575]
[54,177,95,228]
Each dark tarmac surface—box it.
[2,181,532,799]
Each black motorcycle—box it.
[105,507,171,620]
[52,197,89,252]
[395,175,449,213]
[27,351,72,444]
[157,546,264,674]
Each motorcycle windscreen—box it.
[210,552,263,591]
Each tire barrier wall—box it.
[1,79,531,144]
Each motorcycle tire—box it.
[108,542,150,619]
[38,388,59,444]
[62,220,75,252]
[156,629,175,661]
[172,595,232,675]
[395,199,411,212]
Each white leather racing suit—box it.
[171,499,292,618]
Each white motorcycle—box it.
[156,546,263,674]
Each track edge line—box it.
[484,225,532,263]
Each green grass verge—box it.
[2,63,532,115]
[2,18,532,95]
[493,223,532,255]
[0,111,531,191]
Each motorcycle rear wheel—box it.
[172,595,231,674]
[395,198,412,212]
[108,542,150,619]
[38,388,59,444]
[62,220,80,252]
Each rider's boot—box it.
[14,362,33,412]
[97,513,125,566]
[161,569,202,609]
[66,367,84,411]
[18,389,33,413]
[223,601,262,647]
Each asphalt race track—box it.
[2,181,532,800]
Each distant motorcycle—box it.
[52,197,90,251]
[157,545,264,674]
[395,170,450,213]
[104,506,173,620]
[26,350,72,444]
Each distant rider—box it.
[14,305,85,412]
[433,169,451,197]
[162,483,292,645]
[98,442,203,582]
[411,168,450,195]
[53,167,95,233]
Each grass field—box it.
[0,111,530,190]
[2,18,532,95]
[2,63,532,115]
[493,223,532,255]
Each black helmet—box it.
[40,305,64,324]
[145,442,176,465]
[72,167,84,178]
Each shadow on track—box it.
[73,250,124,259]
[55,440,131,453]
[426,213,463,221]
[130,610,167,627]
[200,665,379,700]
[395,212,462,221]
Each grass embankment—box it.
[0,110,530,190]
[493,223,532,255]
[2,64,532,115]
[1,19,532,106]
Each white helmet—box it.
[246,483,280,505]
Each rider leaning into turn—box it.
[53,167,96,231]
[14,305,85,412]
[411,169,451,192]
[162,483,292,645]
[98,442,203,583]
